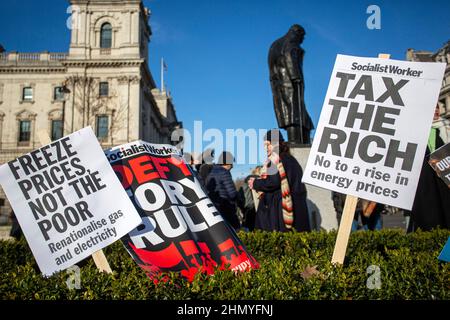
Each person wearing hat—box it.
[205,151,240,230]
[248,129,311,232]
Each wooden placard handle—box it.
[91,250,113,274]
[38,130,113,274]
[330,53,390,265]
[331,195,358,265]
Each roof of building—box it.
[410,50,434,62]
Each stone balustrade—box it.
[0,52,68,66]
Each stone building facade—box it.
[0,0,180,222]
[407,40,450,119]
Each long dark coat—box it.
[407,131,450,232]
[253,154,311,232]
[205,165,240,229]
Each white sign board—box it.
[0,127,141,276]
[303,54,446,210]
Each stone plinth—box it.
[290,146,338,231]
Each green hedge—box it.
[0,229,449,300]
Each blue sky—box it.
[1,0,449,179]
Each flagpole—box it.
[161,57,164,93]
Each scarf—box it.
[259,153,294,229]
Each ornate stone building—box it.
[407,40,450,119]
[0,0,180,221]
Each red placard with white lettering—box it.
[105,141,258,281]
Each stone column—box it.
[126,10,132,44]
[86,11,91,48]
[128,76,141,140]
[81,10,87,45]
[131,11,139,44]
[70,6,79,45]
[0,112,4,149]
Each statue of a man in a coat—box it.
[268,24,314,144]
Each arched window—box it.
[100,23,112,48]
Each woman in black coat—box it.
[406,127,450,232]
[249,130,311,232]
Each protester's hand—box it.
[248,178,255,190]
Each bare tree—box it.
[65,75,131,145]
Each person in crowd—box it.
[205,151,240,230]
[358,199,384,231]
[198,148,215,187]
[306,199,321,231]
[406,119,450,232]
[248,129,310,232]
[237,167,261,231]
[332,192,383,231]
[9,210,22,240]
[184,151,204,186]
[332,191,346,226]
[332,191,362,230]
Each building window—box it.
[51,120,63,141]
[100,23,112,49]
[99,82,109,97]
[19,120,31,142]
[23,87,33,101]
[54,87,65,101]
[96,116,109,139]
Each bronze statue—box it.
[268,24,314,144]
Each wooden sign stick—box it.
[91,249,113,274]
[37,130,113,274]
[331,53,390,265]
[331,195,358,264]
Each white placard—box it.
[0,127,141,276]
[303,54,446,210]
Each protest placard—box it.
[105,141,259,281]
[303,54,446,210]
[438,236,450,262]
[36,130,112,274]
[0,127,142,276]
[429,142,450,188]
